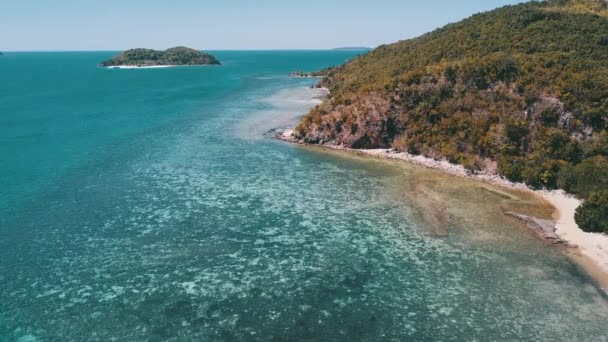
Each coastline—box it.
[104,65,217,69]
[279,129,608,290]
[105,65,177,69]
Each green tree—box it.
[557,156,608,197]
[575,191,608,233]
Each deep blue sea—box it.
[1,51,607,341]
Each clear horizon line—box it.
[1,47,375,53]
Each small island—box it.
[101,46,220,68]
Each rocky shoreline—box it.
[289,72,324,78]
[506,212,569,246]
[279,129,530,191]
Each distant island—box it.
[101,47,220,68]
[0,52,4,55]
[333,47,372,51]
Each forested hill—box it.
[294,0,608,232]
[101,47,220,67]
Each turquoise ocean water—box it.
[1,51,607,341]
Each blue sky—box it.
[1,0,525,51]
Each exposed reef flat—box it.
[507,212,568,246]
[278,129,608,290]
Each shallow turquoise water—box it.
[1,51,607,341]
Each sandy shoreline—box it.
[105,65,217,69]
[105,65,177,69]
[279,129,608,290]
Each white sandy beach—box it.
[540,191,608,282]
[280,129,608,287]
[106,65,177,69]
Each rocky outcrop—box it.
[294,93,399,148]
[507,212,571,246]
[289,67,336,79]
[289,71,324,78]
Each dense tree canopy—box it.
[558,156,608,198]
[101,47,220,67]
[575,191,608,233]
